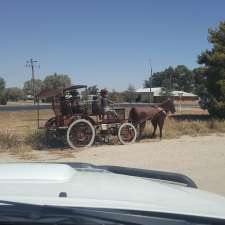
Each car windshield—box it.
[0,1,225,224]
[0,200,224,225]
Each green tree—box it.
[0,77,7,105]
[0,77,6,96]
[192,67,207,95]
[43,73,71,90]
[87,85,99,95]
[5,87,24,101]
[144,65,194,93]
[124,84,136,102]
[23,79,43,96]
[108,89,125,102]
[173,65,194,92]
[198,21,225,117]
[144,66,173,90]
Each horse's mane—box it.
[159,99,171,107]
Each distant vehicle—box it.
[0,163,225,225]
[25,94,34,100]
[38,85,137,149]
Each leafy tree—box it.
[144,66,173,90]
[192,67,208,106]
[144,65,194,93]
[127,84,135,92]
[198,21,225,117]
[124,84,136,102]
[0,77,6,96]
[87,85,99,95]
[5,87,24,101]
[43,73,71,90]
[173,65,194,92]
[23,79,43,96]
[108,89,125,102]
[0,77,7,105]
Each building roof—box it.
[172,90,197,97]
[135,87,198,97]
[135,87,162,96]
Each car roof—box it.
[0,163,225,220]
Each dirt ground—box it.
[0,109,224,196]
[1,134,225,197]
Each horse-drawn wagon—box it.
[37,85,137,149]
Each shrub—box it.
[25,129,48,150]
[144,118,225,139]
[0,129,22,149]
[25,129,66,150]
[0,96,7,105]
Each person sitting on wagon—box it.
[72,92,82,114]
[99,89,113,120]
[92,95,99,115]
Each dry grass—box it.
[0,109,225,153]
[24,129,49,150]
[144,118,225,139]
[0,110,54,152]
[174,108,209,115]
[0,129,22,149]
[0,109,53,136]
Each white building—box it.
[135,87,199,103]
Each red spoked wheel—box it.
[118,123,137,145]
[67,119,95,149]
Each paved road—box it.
[0,102,200,112]
[0,104,51,112]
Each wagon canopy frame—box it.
[36,85,88,129]
[37,85,88,99]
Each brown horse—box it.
[129,99,176,139]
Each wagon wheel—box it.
[118,123,137,145]
[67,119,95,149]
[45,117,57,139]
[45,117,57,129]
[45,118,66,147]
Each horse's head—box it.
[168,99,176,114]
[161,99,176,114]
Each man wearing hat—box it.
[99,89,113,120]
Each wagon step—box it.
[47,126,68,131]
[58,126,68,130]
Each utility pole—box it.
[148,58,153,103]
[26,59,39,104]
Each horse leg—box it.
[158,115,165,139]
[151,119,157,138]
[139,121,146,140]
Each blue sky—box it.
[0,0,224,90]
